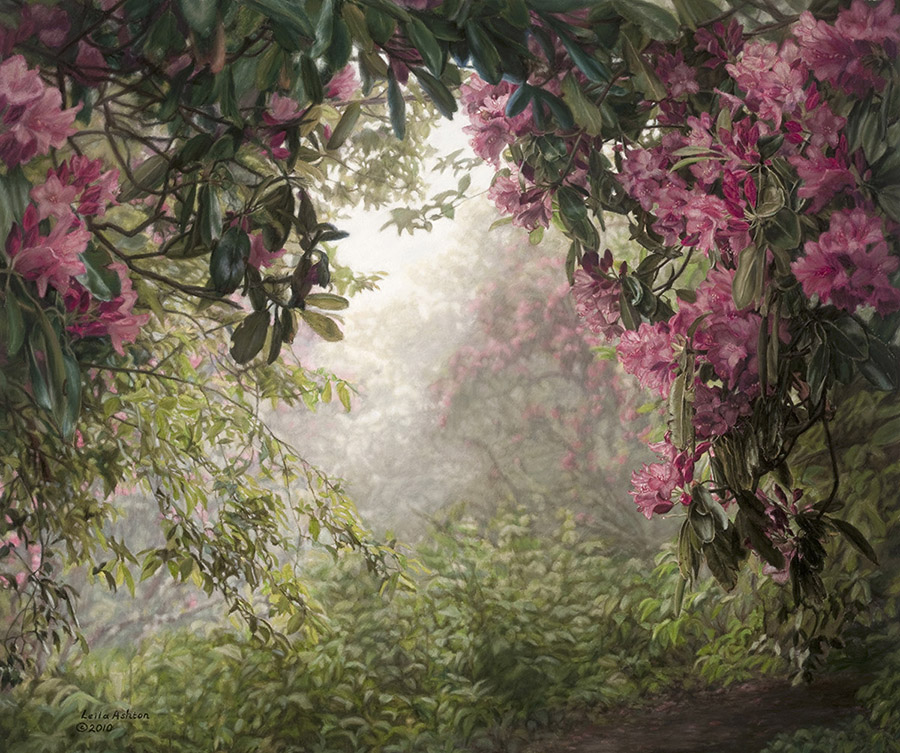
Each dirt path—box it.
[525,673,867,753]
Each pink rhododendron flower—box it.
[571,254,623,342]
[726,40,807,128]
[31,157,118,220]
[7,206,89,298]
[326,64,359,100]
[23,4,70,48]
[794,0,900,96]
[0,56,77,167]
[67,263,150,355]
[630,459,679,518]
[789,142,856,213]
[693,382,752,438]
[247,233,286,270]
[792,208,900,314]
[461,78,534,165]
[672,268,762,394]
[264,93,304,124]
[629,438,695,519]
[656,51,700,99]
[616,321,677,397]
[0,55,44,107]
[683,192,732,253]
[486,171,552,230]
[802,100,845,149]
[74,42,107,84]
[30,175,79,220]
[694,19,744,64]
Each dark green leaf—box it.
[807,340,829,407]
[412,68,457,120]
[560,73,603,136]
[736,509,785,570]
[828,517,879,565]
[267,316,283,364]
[670,0,722,29]
[27,335,53,412]
[365,6,396,45]
[300,55,324,104]
[689,504,716,544]
[466,21,502,85]
[536,90,575,131]
[546,18,610,83]
[703,530,740,591]
[620,31,665,99]
[4,294,25,357]
[311,0,334,58]
[0,166,30,240]
[118,154,169,203]
[667,361,694,450]
[611,0,679,41]
[692,485,729,531]
[860,337,898,390]
[876,185,900,223]
[244,0,314,38]
[505,83,533,117]
[673,576,686,617]
[178,0,217,36]
[61,352,82,441]
[210,227,249,294]
[78,246,122,302]
[825,316,869,362]
[406,17,443,77]
[199,185,223,247]
[176,133,215,168]
[230,310,271,364]
[557,185,587,227]
[326,18,352,70]
[387,70,406,140]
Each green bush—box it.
[2,465,897,753]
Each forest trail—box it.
[525,673,867,753]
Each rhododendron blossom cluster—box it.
[463,0,900,585]
[0,55,76,168]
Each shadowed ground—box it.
[525,673,867,753]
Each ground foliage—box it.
[0,434,898,753]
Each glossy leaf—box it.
[0,166,30,240]
[199,185,223,247]
[178,0,217,36]
[78,246,122,302]
[118,154,169,202]
[465,21,502,85]
[300,310,343,341]
[210,228,249,294]
[829,517,879,565]
[560,73,603,136]
[412,68,457,120]
[406,17,443,77]
[612,0,680,41]
[230,311,270,364]
[732,244,763,310]
[4,293,25,357]
[304,293,350,310]
[387,70,406,140]
[326,102,362,150]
